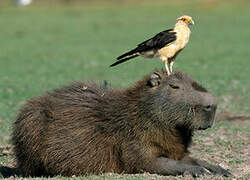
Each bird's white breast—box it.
[174,24,191,49]
[157,22,191,59]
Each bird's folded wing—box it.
[137,29,177,52]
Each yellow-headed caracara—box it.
[110,15,194,75]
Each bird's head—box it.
[176,15,194,26]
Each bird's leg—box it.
[165,62,171,76]
[169,61,174,73]
[161,57,170,75]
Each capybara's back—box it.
[12,81,124,176]
[13,70,231,177]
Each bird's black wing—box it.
[111,29,176,67]
[136,29,176,52]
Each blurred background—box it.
[0,0,250,129]
[0,0,249,177]
[1,0,250,134]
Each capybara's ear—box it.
[147,72,162,87]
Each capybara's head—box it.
[138,70,217,130]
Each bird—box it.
[110,15,194,75]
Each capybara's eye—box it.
[169,84,180,89]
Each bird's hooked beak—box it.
[189,19,194,25]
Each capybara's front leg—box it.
[147,157,207,177]
[181,156,232,177]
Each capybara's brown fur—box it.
[12,70,231,177]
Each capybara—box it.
[12,70,231,177]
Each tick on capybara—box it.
[12,70,231,177]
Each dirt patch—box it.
[216,112,250,122]
[0,145,13,158]
[191,120,250,179]
[0,145,15,169]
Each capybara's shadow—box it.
[0,166,19,178]
[0,166,52,178]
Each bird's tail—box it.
[110,48,140,67]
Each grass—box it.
[0,0,249,179]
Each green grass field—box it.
[0,0,249,179]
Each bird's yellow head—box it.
[176,15,194,25]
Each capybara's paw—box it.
[208,165,232,177]
[183,166,206,177]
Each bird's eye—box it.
[169,84,180,89]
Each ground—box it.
[0,0,249,179]
[1,118,250,179]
